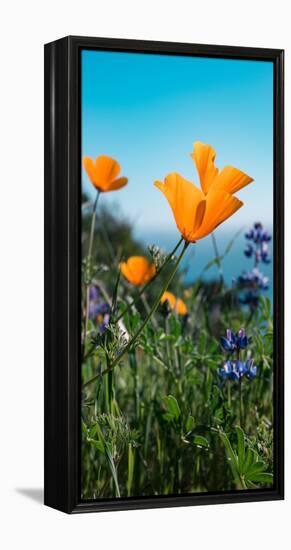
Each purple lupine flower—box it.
[218,360,245,381]
[253,268,269,290]
[88,300,110,320]
[218,359,257,381]
[261,242,271,264]
[88,285,111,331]
[239,222,271,309]
[89,285,100,301]
[88,302,98,319]
[238,268,269,291]
[99,313,110,334]
[261,230,271,242]
[95,303,110,315]
[236,328,249,349]
[245,229,254,240]
[244,244,253,258]
[220,330,237,352]
[220,328,249,353]
[219,360,234,379]
[253,223,263,243]
[244,222,272,263]
[244,358,257,379]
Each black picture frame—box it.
[44,35,284,514]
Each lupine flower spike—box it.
[219,327,256,381]
[220,328,249,353]
[219,359,257,381]
[239,221,271,308]
[88,285,111,333]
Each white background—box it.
[0,1,289,548]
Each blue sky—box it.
[81,49,273,247]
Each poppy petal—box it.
[176,298,187,315]
[193,190,243,240]
[161,291,176,308]
[121,256,156,286]
[212,165,253,194]
[193,199,206,233]
[120,262,134,283]
[95,155,121,184]
[103,177,128,192]
[191,142,219,194]
[214,193,243,229]
[154,173,204,241]
[83,157,97,186]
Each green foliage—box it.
[81,203,274,499]
[163,395,181,423]
[218,426,273,489]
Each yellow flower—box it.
[120,256,156,286]
[155,142,253,242]
[83,155,128,193]
[161,291,188,315]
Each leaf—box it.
[236,426,246,470]
[241,448,255,474]
[169,316,182,340]
[201,256,224,274]
[219,431,240,484]
[126,443,135,497]
[205,370,213,401]
[111,268,121,315]
[193,435,209,448]
[93,421,106,451]
[247,461,267,476]
[185,415,195,433]
[163,395,181,422]
[105,446,120,497]
[247,472,273,484]
[87,437,105,454]
[198,331,207,354]
[81,420,88,436]
[223,227,243,256]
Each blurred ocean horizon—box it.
[134,225,273,301]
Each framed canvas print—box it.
[44,36,284,513]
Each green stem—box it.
[227,380,231,409]
[141,293,158,329]
[105,355,113,414]
[105,447,120,498]
[165,317,172,368]
[239,378,243,426]
[99,222,115,266]
[129,350,140,421]
[82,239,189,389]
[82,191,100,356]
[88,190,100,260]
[114,236,184,323]
[83,284,90,356]
[211,232,224,285]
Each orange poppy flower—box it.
[161,291,188,315]
[155,142,253,243]
[83,155,128,193]
[120,256,156,286]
